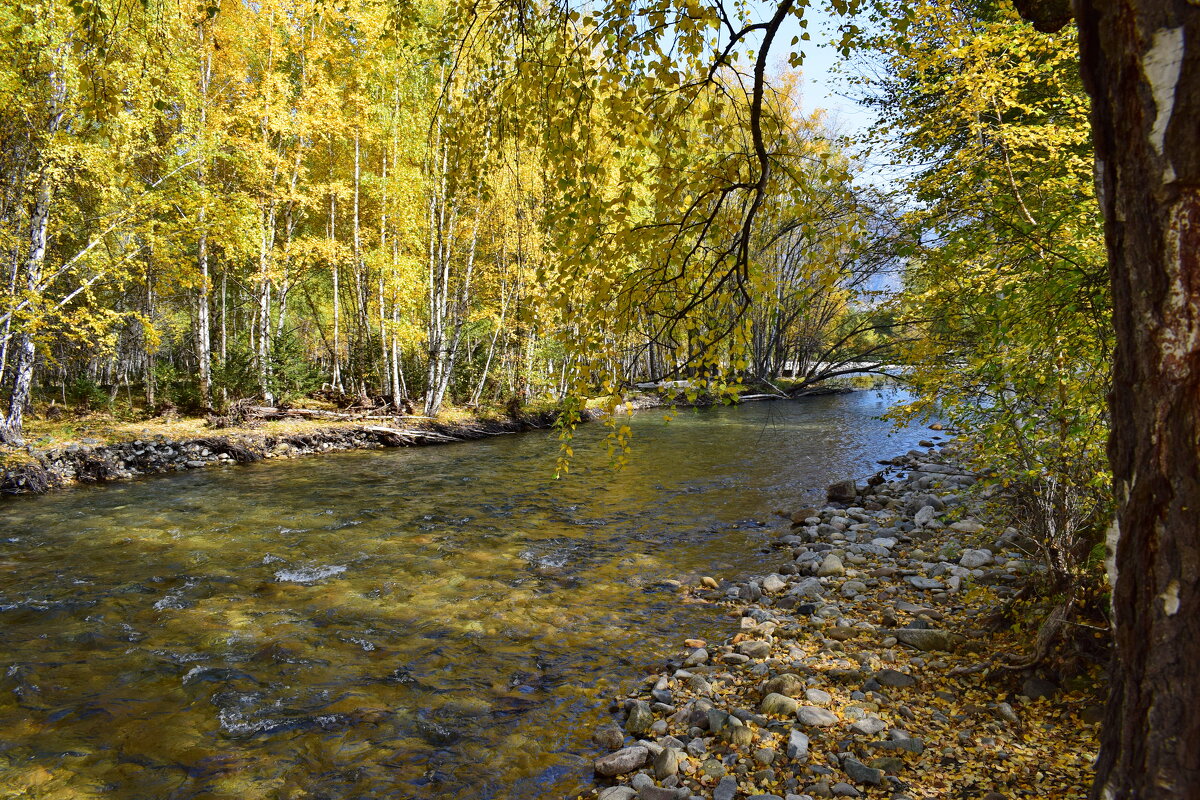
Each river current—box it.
[0,391,933,800]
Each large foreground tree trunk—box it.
[1015,2,1200,797]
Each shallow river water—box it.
[0,391,932,800]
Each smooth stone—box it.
[959,548,993,568]
[738,640,772,659]
[762,574,788,594]
[804,688,832,705]
[831,782,861,797]
[894,628,959,652]
[762,673,805,697]
[654,746,680,778]
[818,554,845,577]
[796,706,839,727]
[874,669,917,688]
[684,647,709,667]
[905,576,944,590]
[595,746,649,776]
[593,724,626,750]
[760,692,800,716]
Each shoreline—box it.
[0,386,864,499]
[580,441,1102,800]
[0,411,560,498]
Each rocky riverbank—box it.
[0,412,558,496]
[582,440,1103,800]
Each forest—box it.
[1,0,1197,796]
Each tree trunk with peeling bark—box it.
[1014,2,1200,797]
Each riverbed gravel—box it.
[580,438,1103,800]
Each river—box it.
[0,390,934,800]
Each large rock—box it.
[594,746,649,776]
[913,505,938,527]
[826,479,857,504]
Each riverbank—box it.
[0,384,863,497]
[582,441,1104,800]
[0,410,561,496]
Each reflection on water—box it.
[0,391,929,800]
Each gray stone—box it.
[840,580,867,597]
[817,554,845,577]
[762,574,788,594]
[905,576,944,590]
[626,700,654,735]
[683,647,709,666]
[804,688,832,705]
[637,787,681,800]
[830,783,861,797]
[791,577,825,598]
[787,729,811,760]
[913,505,938,527]
[874,669,917,688]
[796,706,839,727]
[654,746,681,779]
[842,758,884,785]
[714,775,739,800]
[738,639,772,659]
[761,692,800,716]
[593,723,626,750]
[594,745,649,776]
[631,773,655,791]
[687,674,714,697]
[959,548,993,568]
[827,480,857,504]
[762,673,805,697]
[599,787,638,800]
[753,747,776,765]
[894,628,959,652]
[849,716,887,736]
